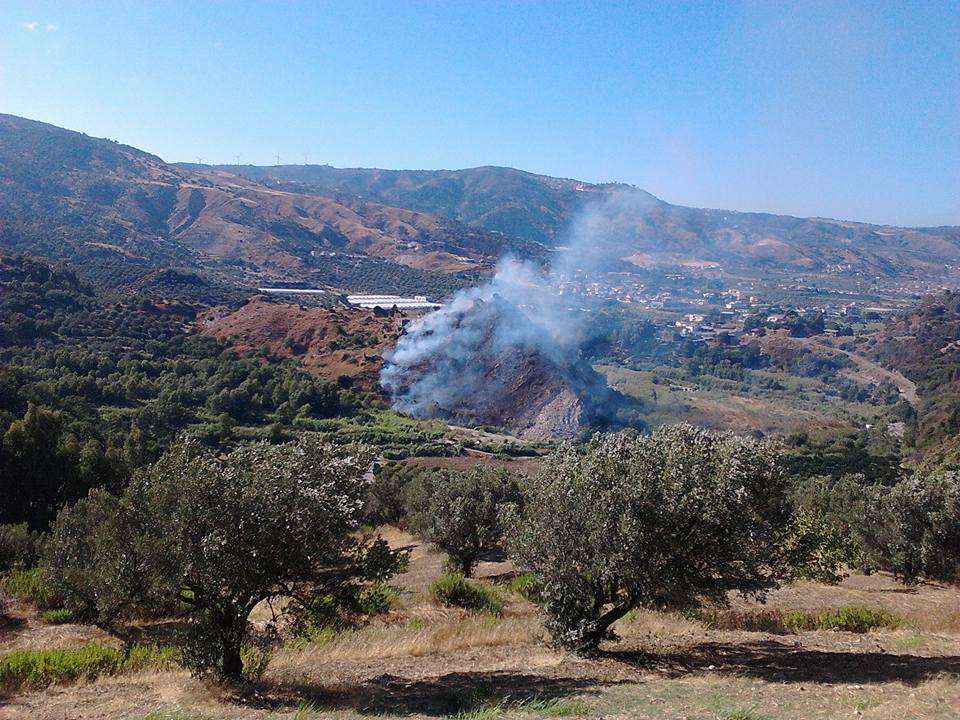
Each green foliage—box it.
[0,523,41,571]
[406,466,522,576]
[0,643,177,693]
[681,604,901,634]
[781,606,901,633]
[239,644,271,682]
[0,255,361,530]
[365,461,438,525]
[38,608,74,625]
[718,707,770,720]
[865,291,960,454]
[356,583,400,616]
[429,573,504,615]
[518,697,591,716]
[0,567,61,610]
[782,510,855,584]
[857,472,960,583]
[783,432,901,486]
[509,573,541,602]
[505,426,808,651]
[44,437,404,681]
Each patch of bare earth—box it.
[0,596,112,652]
[198,296,403,390]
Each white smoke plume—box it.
[380,190,659,420]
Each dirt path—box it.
[766,335,918,405]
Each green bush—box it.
[0,643,178,692]
[240,644,271,682]
[39,609,74,625]
[429,573,503,615]
[782,606,901,633]
[0,567,61,610]
[356,583,400,616]
[508,573,541,602]
[0,523,42,572]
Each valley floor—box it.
[2,531,959,720]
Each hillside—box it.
[382,291,644,439]
[3,113,959,294]
[0,115,539,299]
[202,162,960,280]
[199,296,404,391]
[863,291,960,460]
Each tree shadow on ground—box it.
[607,640,960,685]
[254,672,624,716]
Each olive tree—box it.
[859,472,960,583]
[406,466,522,576]
[505,426,808,651]
[44,437,402,680]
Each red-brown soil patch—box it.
[199,297,404,390]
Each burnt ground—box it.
[2,531,959,720]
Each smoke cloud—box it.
[380,190,659,422]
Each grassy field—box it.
[2,529,959,720]
[597,364,888,437]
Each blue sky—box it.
[1,1,958,226]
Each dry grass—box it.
[594,674,960,720]
[275,609,537,666]
[0,596,114,652]
[731,572,960,637]
[3,547,960,720]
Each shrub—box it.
[0,523,42,572]
[0,643,177,692]
[505,426,823,651]
[44,438,405,681]
[508,573,541,602]
[429,573,504,615]
[0,567,61,610]
[782,606,901,633]
[782,510,855,584]
[39,608,74,625]
[407,467,522,576]
[240,644,271,682]
[356,583,400,616]
[858,473,960,583]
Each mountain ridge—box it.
[187,160,960,280]
[2,113,960,295]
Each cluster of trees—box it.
[2,424,957,683]
[682,342,767,379]
[0,337,358,529]
[793,470,960,584]
[306,253,469,300]
[0,254,375,530]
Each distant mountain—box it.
[0,114,539,298]
[197,163,960,280]
[2,113,959,297]
[183,163,619,246]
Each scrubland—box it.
[2,530,958,720]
